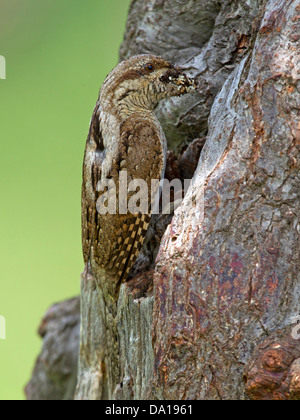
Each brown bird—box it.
[81,54,195,292]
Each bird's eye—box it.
[145,63,155,73]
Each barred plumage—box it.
[81,54,195,289]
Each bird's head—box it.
[100,54,196,117]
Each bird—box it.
[81,54,195,294]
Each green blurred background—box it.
[0,0,131,400]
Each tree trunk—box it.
[26,0,300,400]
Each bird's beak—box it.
[160,66,197,96]
[174,72,197,94]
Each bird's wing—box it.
[104,116,165,281]
[81,105,105,265]
[82,112,164,283]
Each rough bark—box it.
[152,0,300,399]
[26,0,300,400]
[25,298,80,400]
